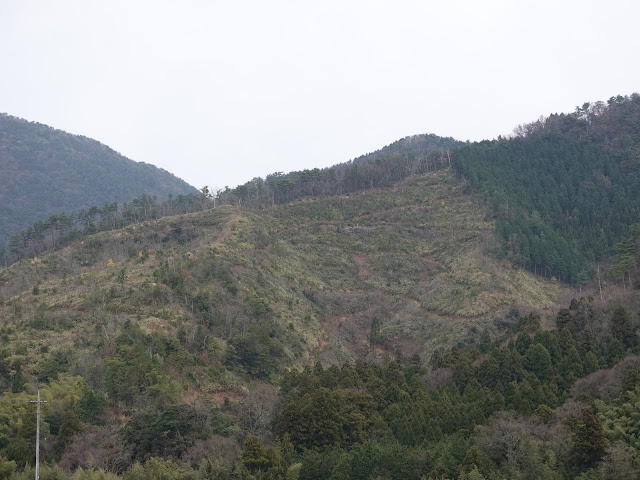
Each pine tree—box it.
[242,435,271,474]
[611,307,638,349]
[570,406,606,471]
[525,343,554,381]
[583,351,600,374]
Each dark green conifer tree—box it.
[570,406,606,472]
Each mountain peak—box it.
[0,113,197,247]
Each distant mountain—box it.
[0,113,197,248]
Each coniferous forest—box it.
[453,94,640,284]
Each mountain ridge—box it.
[0,112,198,248]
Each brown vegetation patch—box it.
[354,253,371,277]
[571,355,640,401]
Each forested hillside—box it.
[2,133,462,268]
[223,134,461,207]
[276,297,640,479]
[453,94,640,285]
[0,113,197,248]
[0,95,640,479]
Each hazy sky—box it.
[1,1,639,190]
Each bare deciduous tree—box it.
[234,382,280,441]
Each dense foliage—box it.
[453,94,640,284]
[0,297,639,479]
[0,113,197,249]
[271,298,640,479]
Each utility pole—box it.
[29,389,47,480]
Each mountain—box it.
[0,96,639,479]
[0,163,570,475]
[0,113,198,248]
[0,167,562,368]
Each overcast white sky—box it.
[1,1,639,190]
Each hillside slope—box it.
[0,168,564,381]
[453,93,640,284]
[2,97,640,479]
[0,113,197,248]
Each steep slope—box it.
[0,167,575,477]
[0,168,564,382]
[453,93,640,284]
[0,113,197,248]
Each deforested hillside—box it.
[0,165,572,476]
[0,168,563,374]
